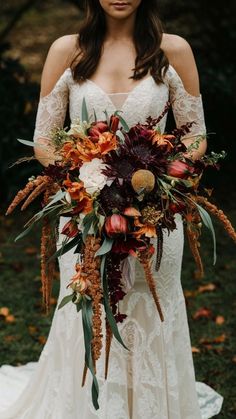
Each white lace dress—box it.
[0,65,224,419]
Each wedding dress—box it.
[0,64,224,419]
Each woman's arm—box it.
[33,35,77,166]
[162,34,207,160]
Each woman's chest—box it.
[68,77,170,129]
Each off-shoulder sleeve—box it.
[165,65,207,139]
[33,68,71,142]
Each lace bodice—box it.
[33,64,206,142]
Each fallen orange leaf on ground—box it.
[199,334,227,345]
[191,346,201,353]
[193,307,213,320]
[215,315,225,325]
[25,246,38,255]
[0,307,10,317]
[198,283,217,293]
[38,336,47,345]
[5,314,16,323]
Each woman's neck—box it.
[104,13,136,42]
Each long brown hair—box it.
[71,0,169,84]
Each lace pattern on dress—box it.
[164,66,207,139]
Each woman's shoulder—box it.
[161,33,200,96]
[48,34,79,67]
[40,34,78,97]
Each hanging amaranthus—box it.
[138,247,164,322]
[83,235,103,372]
[6,175,51,215]
[197,196,236,242]
[186,225,204,279]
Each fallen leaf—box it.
[232,356,236,364]
[38,336,47,345]
[50,298,57,305]
[191,346,201,353]
[193,307,213,320]
[5,314,16,323]
[198,283,216,293]
[215,315,225,325]
[28,326,38,335]
[0,307,10,317]
[4,335,20,343]
[199,334,227,345]
[184,290,198,298]
[25,246,38,255]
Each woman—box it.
[0,1,224,418]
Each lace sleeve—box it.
[165,65,207,140]
[33,68,71,142]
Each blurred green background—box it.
[0,1,235,417]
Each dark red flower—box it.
[105,214,128,237]
[110,115,120,133]
[112,237,147,254]
[88,121,108,139]
[167,160,195,179]
[61,220,79,238]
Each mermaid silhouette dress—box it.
[0,64,224,418]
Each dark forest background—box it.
[0,2,236,417]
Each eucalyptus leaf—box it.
[49,235,80,261]
[116,113,130,132]
[196,203,217,265]
[43,190,65,209]
[116,129,126,143]
[17,139,48,148]
[58,294,74,309]
[81,301,99,410]
[15,222,36,242]
[81,97,89,122]
[95,237,114,257]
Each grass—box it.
[0,206,236,418]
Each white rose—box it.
[79,158,108,195]
[67,120,90,138]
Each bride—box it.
[0,0,224,418]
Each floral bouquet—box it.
[6,99,236,409]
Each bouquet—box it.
[6,99,236,409]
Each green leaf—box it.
[15,222,36,241]
[116,129,125,143]
[93,109,97,123]
[81,97,89,122]
[43,190,65,209]
[95,237,114,257]
[58,294,74,309]
[50,235,81,261]
[196,203,217,265]
[17,139,47,148]
[101,255,129,350]
[115,113,130,132]
[81,301,99,410]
